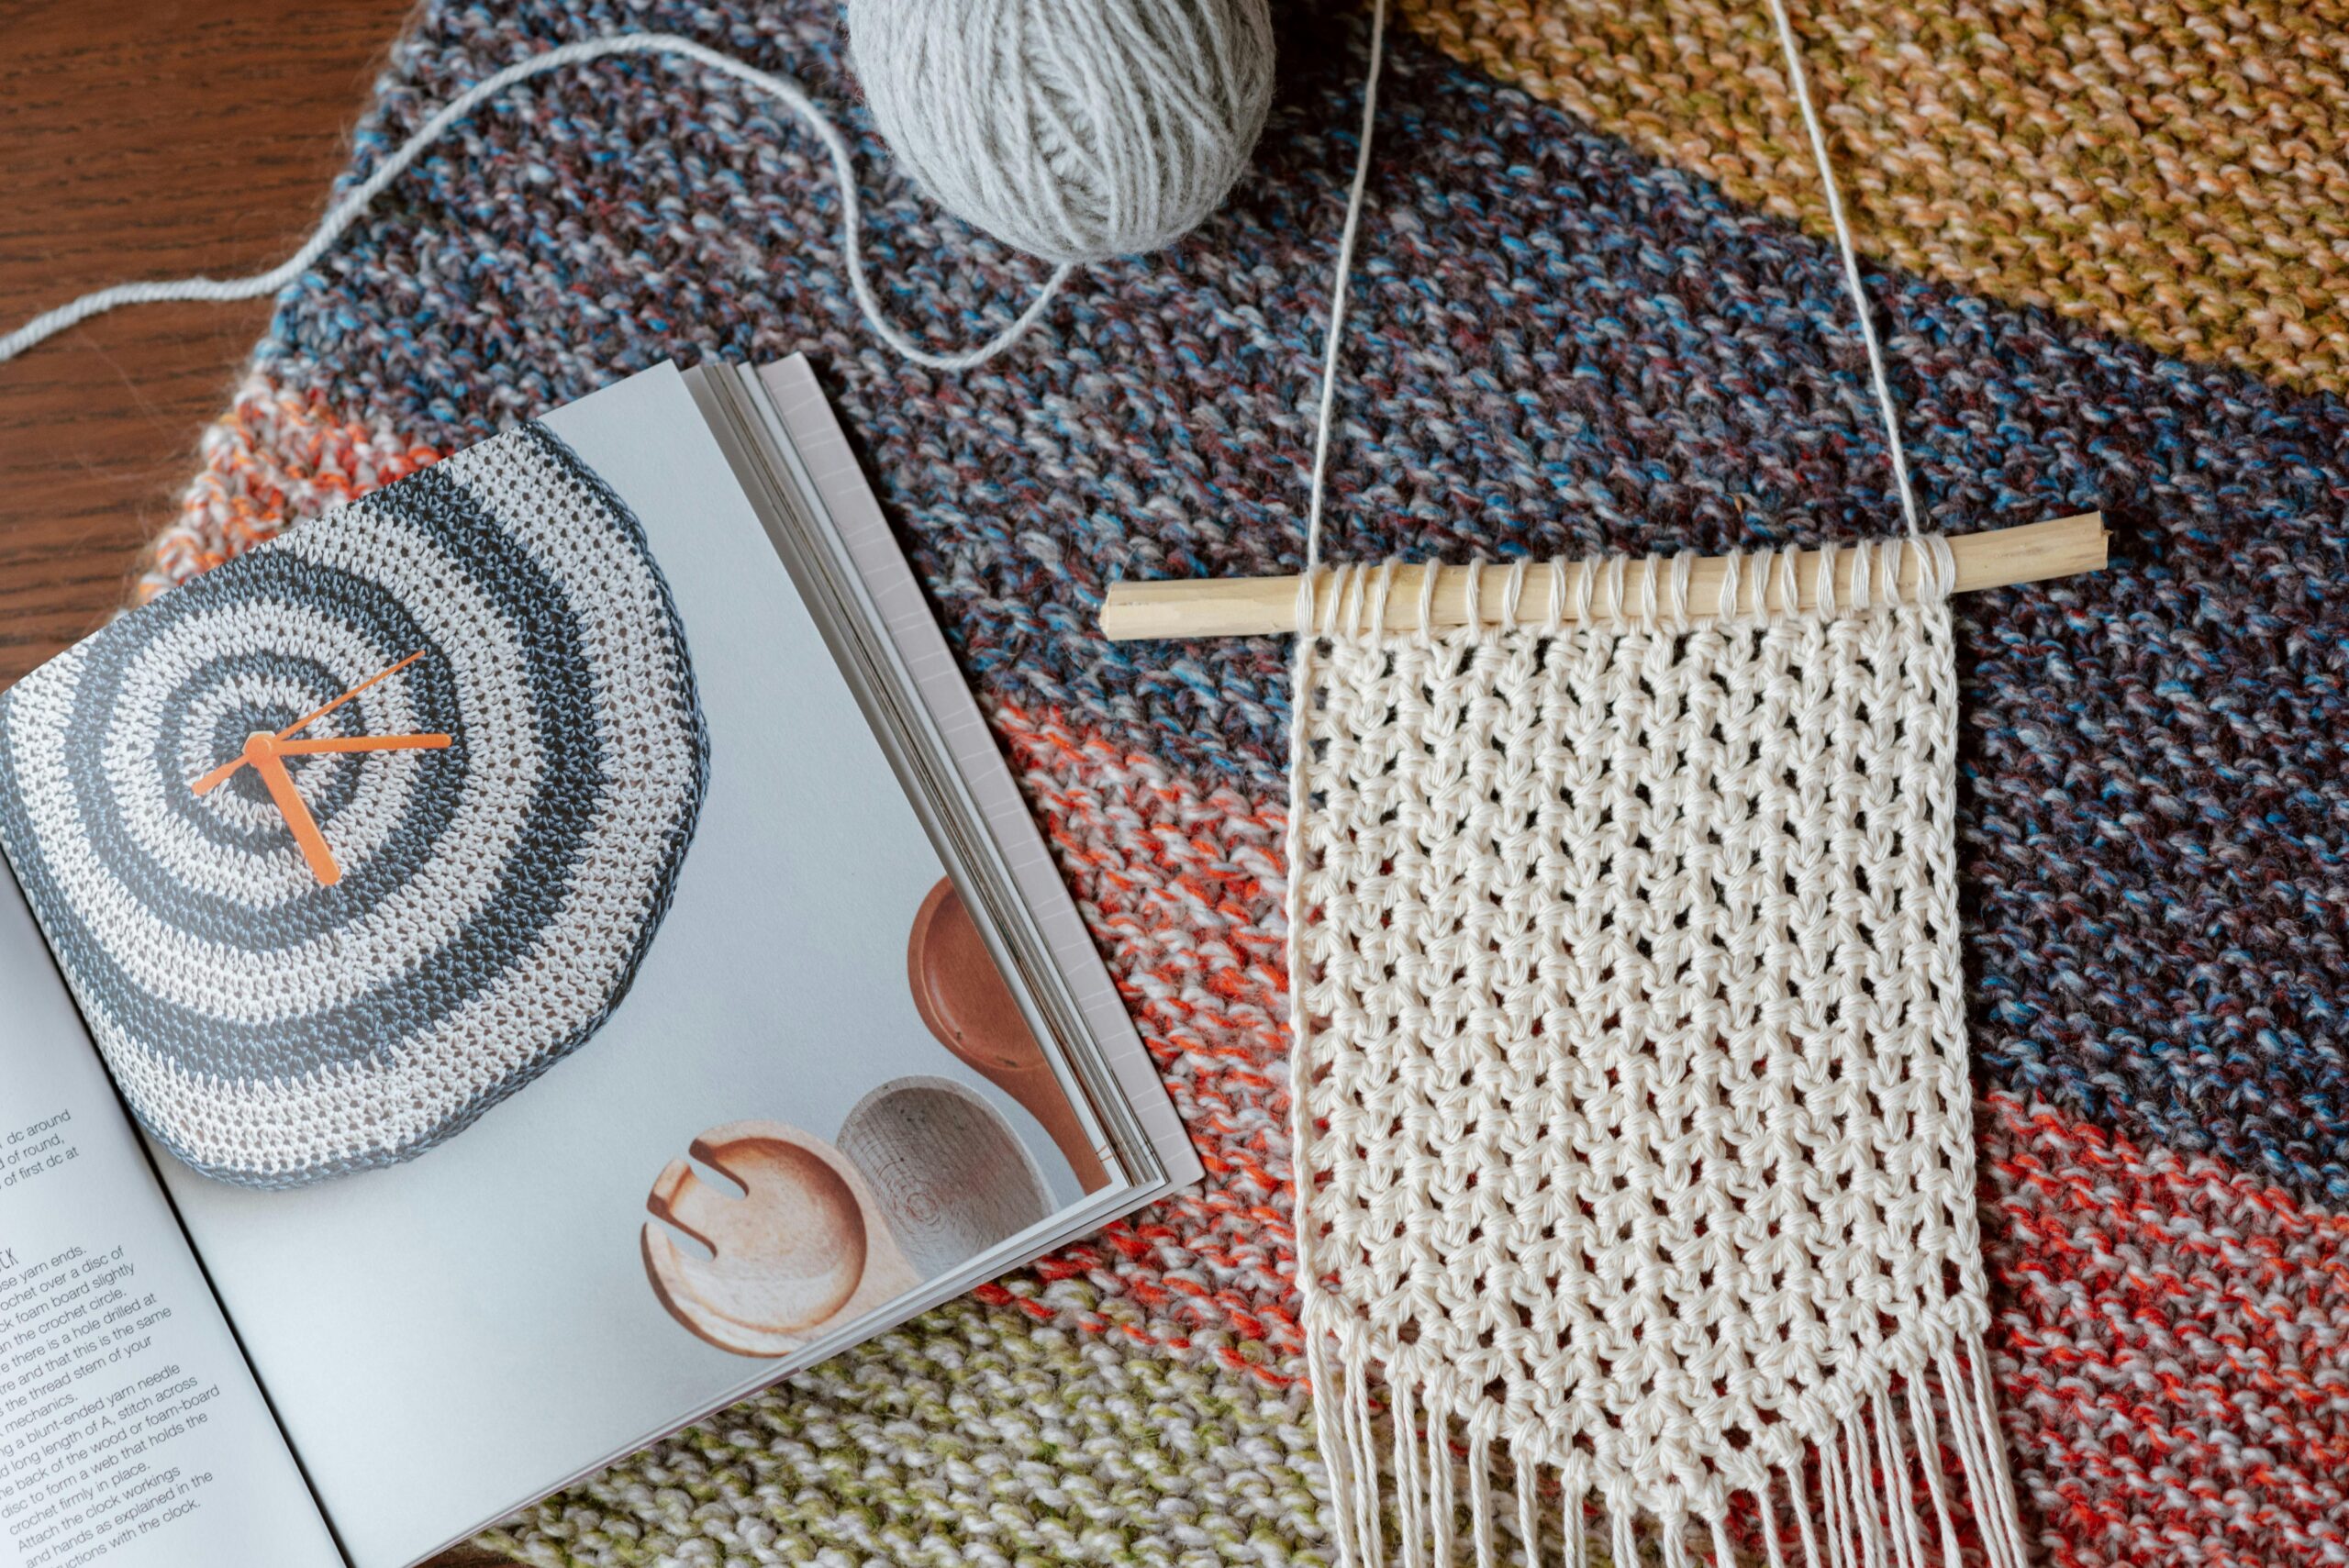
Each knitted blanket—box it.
[150,2,2349,1563]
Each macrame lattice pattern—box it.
[1290,541,2029,1567]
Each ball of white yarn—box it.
[846,0,1276,266]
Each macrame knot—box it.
[1297,536,1962,644]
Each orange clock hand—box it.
[274,733,452,758]
[276,649,429,742]
[249,742,340,887]
[191,651,434,795]
[191,754,252,796]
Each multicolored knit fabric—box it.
[132,1,2349,1562]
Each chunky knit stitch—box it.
[1394,0,2349,395]
[113,0,2349,1561]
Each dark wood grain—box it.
[1,8,529,1562]
[0,0,415,689]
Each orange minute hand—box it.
[275,733,452,758]
[190,650,434,795]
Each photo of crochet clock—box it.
[0,424,709,1189]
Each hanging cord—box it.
[0,33,1071,373]
[1762,0,1921,538]
[1289,12,1390,1469]
[1302,0,1388,572]
[1305,0,1916,566]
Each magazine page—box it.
[0,867,340,1568]
[732,356,1198,1184]
[0,363,1129,1567]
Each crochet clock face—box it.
[0,424,708,1189]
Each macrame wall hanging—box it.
[1105,3,2107,1565]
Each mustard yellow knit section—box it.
[1398,0,2349,392]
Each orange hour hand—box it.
[275,733,452,758]
[195,733,451,794]
[247,740,340,887]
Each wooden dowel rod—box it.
[1099,513,2106,641]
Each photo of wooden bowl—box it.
[907,876,1109,1191]
[645,879,1116,1358]
[837,1075,1052,1280]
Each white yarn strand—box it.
[1513,1450,1542,1568]
[1303,0,1388,572]
[0,33,1071,373]
[1761,0,1921,538]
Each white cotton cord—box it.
[1303,0,1388,572]
[1760,0,1920,539]
[0,32,1071,373]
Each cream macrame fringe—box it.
[1308,1330,2030,1568]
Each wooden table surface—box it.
[2,5,519,1562]
[0,0,411,685]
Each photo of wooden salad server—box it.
[907,877,1109,1191]
[640,1120,920,1358]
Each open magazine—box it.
[0,357,1198,1568]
